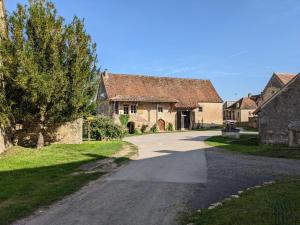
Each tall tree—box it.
[0,0,98,147]
[0,0,9,127]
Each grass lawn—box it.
[205,134,300,159]
[182,179,300,225]
[0,141,124,225]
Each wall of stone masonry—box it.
[259,76,300,145]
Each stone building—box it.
[258,72,296,107]
[255,74,300,146]
[223,101,236,120]
[97,71,223,132]
[223,94,259,124]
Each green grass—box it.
[182,179,300,225]
[205,134,300,159]
[0,141,123,225]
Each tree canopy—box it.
[0,0,99,146]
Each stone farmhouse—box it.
[255,74,300,147]
[97,71,223,132]
[223,94,259,125]
[258,72,296,107]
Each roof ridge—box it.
[107,72,211,82]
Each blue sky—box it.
[5,0,300,100]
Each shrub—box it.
[133,128,141,135]
[90,116,124,140]
[167,123,174,132]
[150,124,158,133]
[141,125,148,133]
[119,115,130,127]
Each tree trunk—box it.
[36,116,45,149]
[36,122,45,149]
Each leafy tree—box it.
[0,0,98,148]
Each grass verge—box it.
[205,134,300,159]
[182,179,300,225]
[0,141,124,225]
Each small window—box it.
[198,107,203,112]
[114,102,119,115]
[158,106,163,113]
[124,105,129,115]
[131,105,137,114]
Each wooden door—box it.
[157,119,165,131]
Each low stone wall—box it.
[53,118,83,144]
[0,129,6,153]
[0,128,11,154]
[15,119,83,147]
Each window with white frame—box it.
[123,105,129,114]
[130,104,137,114]
[158,106,163,113]
[198,106,203,112]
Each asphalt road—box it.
[15,131,300,225]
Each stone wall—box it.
[52,118,83,144]
[0,129,4,153]
[260,75,283,106]
[108,101,223,131]
[195,102,223,126]
[259,76,300,144]
[0,127,12,153]
[15,119,83,147]
[112,102,176,131]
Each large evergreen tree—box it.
[0,0,98,147]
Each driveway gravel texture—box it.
[15,131,300,225]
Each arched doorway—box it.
[127,122,135,134]
[157,119,165,131]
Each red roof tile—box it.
[229,97,257,110]
[274,73,296,85]
[102,73,223,108]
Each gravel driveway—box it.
[16,131,300,225]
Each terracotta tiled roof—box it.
[110,95,179,103]
[102,73,223,108]
[274,72,296,85]
[229,97,258,110]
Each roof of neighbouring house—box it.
[274,72,296,85]
[223,101,236,109]
[229,96,258,110]
[254,74,300,114]
[101,72,223,108]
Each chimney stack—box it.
[248,93,252,98]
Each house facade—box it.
[97,71,223,132]
[223,95,259,124]
[255,74,300,146]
